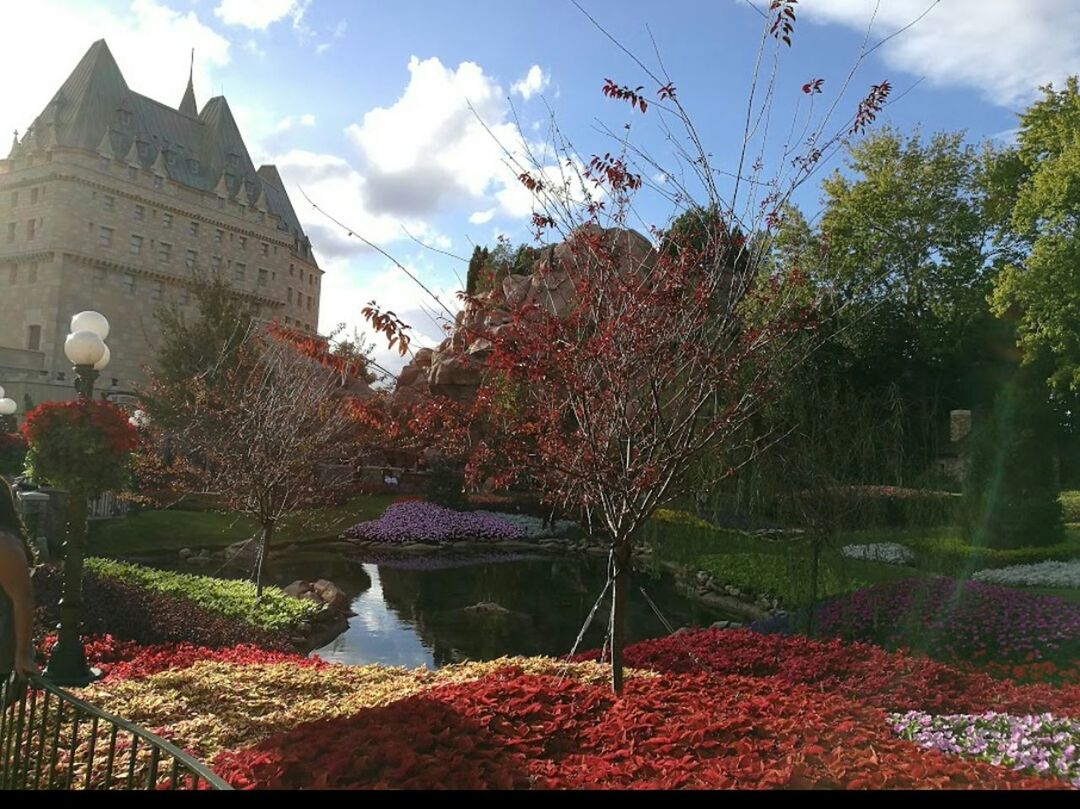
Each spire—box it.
[8,130,18,159]
[179,48,197,116]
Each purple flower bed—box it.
[341,501,527,544]
[891,711,1080,787]
[814,577,1080,665]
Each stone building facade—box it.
[0,40,322,409]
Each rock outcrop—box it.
[393,225,655,407]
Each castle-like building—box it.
[0,40,322,407]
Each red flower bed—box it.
[575,629,1080,717]
[35,633,323,681]
[213,668,1060,789]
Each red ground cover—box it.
[576,628,1080,717]
[212,667,1061,789]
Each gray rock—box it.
[283,580,311,599]
[178,548,193,560]
[711,620,731,630]
[463,601,511,617]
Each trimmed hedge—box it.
[898,536,1080,574]
[697,551,886,608]
[781,486,960,530]
[85,558,319,632]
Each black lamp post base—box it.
[41,636,102,687]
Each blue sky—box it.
[5,1,1080,374]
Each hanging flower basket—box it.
[20,400,139,493]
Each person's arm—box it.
[0,534,37,677]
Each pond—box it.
[157,550,740,669]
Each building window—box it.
[178,289,190,306]
[233,263,246,282]
[134,205,145,222]
[158,242,172,263]
[7,264,16,284]
[151,280,163,301]
[238,236,247,250]
[30,188,39,204]
[130,234,144,255]
[217,197,225,210]
[257,211,265,223]
[27,263,37,283]
[287,287,293,304]
[162,212,173,228]
[185,249,197,270]
[289,264,294,277]
[102,194,115,212]
[189,220,199,238]
[127,166,138,182]
[99,156,110,172]
[92,268,107,286]
[6,223,14,243]
[261,242,269,257]
[210,255,222,273]
[26,219,36,240]
[307,296,312,311]
[99,226,114,248]
[122,273,135,295]
[27,325,41,351]
[214,229,223,246]
[257,268,268,287]
[153,175,164,190]
[10,191,17,207]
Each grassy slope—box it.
[88,494,397,555]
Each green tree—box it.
[785,128,1010,479]
[990,76,1080,392]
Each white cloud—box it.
[213,0,303,31]
[344,55,563,222]
[800,0,1080,107]
[469,208,497,225]
[0,0,229,147]
[511,65,551,100]
[300,113,316,127]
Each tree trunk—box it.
[609,536,633,694]
[255,521,275,600]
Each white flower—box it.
[973,560,1080,589]
[840,542,915,566]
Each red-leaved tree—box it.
[332,2,903,691]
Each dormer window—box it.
[226,153,242,172]
[186,158,200,174]
[115,108,133,128]
[136,139,151,160]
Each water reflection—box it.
[311,554,734,668]
[154,551,736,669]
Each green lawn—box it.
[89,494,397,555]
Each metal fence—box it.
[0,673,232,791]
[87,491,127,521]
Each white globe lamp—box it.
[64,330,107,367]
[0,398,16,416]
[93,344,111,372]
[70,311,110,341]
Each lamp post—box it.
[42,311,110,686]
[0,388,16,433]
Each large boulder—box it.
[392,226,657,409]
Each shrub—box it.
[782,486,959,530]
[20,400,139,493]
[961,368,1064,549]
[84,558,319,632]
[900,535,1080,574]
[1060,491,1080,524]
[0,432,26,476]
[697,551,875,607]
[425,458,467,510]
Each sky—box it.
[4,0,1080,376]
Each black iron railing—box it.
[0,673,232,791]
